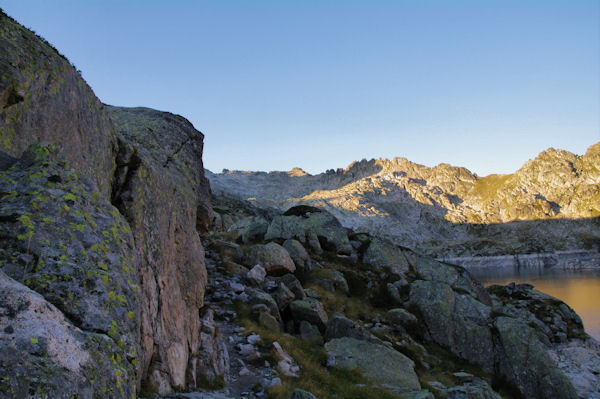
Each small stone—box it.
[238,343,256,356]
[289,388,318,399]
[247,265,267,285]
[247,334,261,345]
[230,282,246,293]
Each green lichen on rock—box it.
[0,144,139,398]
[0,10,117,198]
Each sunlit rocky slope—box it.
[208,143,600,258]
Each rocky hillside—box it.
[208,143,600,258]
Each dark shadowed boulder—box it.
[408,280,494,373]
[494,316,577,399]
[289,298,328,331]
[325,337,421,394]
[283,239,310,270]
[362,237,409,276]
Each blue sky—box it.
[3,1,599,176]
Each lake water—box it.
[472,269,600,341]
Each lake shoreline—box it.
[438,249,600,272]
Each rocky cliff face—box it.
[0,11,213,398]
[108,106,213,394]
[0,11,116,197]
[208,142,600,257]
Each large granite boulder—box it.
[0,146,139,398]
[407,262,579,398]
[0,11,116,197]
[362,237,409,276]
[243,242,295,274]
[289,298,329,331]
[325,337,421,394]
[265,206,352,255]
[282,239,310,270]
[408,280,494,373]
[494,317,577,399]
[410,254,491,306]
[0,270,135,399]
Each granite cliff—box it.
[1,10,212,397]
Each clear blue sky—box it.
[3,1,599,176]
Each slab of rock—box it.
[0,270,134,398]
[408,280,494,373]
[325,337,421,393]
[109,106,212,394]
[0,146,138,398]
[411,255,491,306]
[325,313,373,342]
[362,238,409,276]
[494,316,578,399]
[244,242,296,274]
[0,11,116,197]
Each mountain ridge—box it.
[208,142,600,257]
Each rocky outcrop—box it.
[265,205,352,255]
[0,11,116,197]
[0,146,138,398]
[108,106,212,394]
[0,13,215,397]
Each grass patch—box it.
[470,174,511,203]
[230,301,403,399]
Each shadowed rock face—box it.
[0,11,116,198]
[0,145,139,398]
[0,13,214,397]
[108,106,212,393]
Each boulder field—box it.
[1,8,599,399]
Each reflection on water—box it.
[472,269,600,341]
